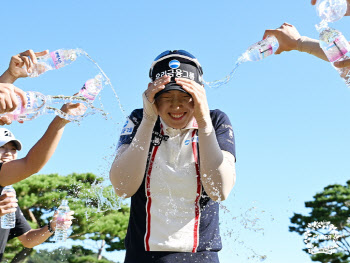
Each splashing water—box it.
[83,52,126,117]
[204,56,245,89]
[204,36,279,89]
[88,180,124,212]
[45,94,108,123]
[219,200,273,262]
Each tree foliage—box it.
[289,180,350,263]
[3,173,129,263]
[26,245,117,263]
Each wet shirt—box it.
[118,109,235,263]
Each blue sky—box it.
[1,0,350,262]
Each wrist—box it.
[47,221,55,234]
[0,70,18,84]
[296,36,304,52]
[53,116,70,126]
[196,115,212,130]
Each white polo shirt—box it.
[145,117,201,252]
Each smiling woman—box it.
[155,90,194,129]
[110,50,237,263]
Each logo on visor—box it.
[169,60,180,69]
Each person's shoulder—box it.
[210,109,229,121]
[129,109,143,126]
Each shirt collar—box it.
[160,117,198,133]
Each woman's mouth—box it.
[169,113,186,120]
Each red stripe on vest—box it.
[144,128,163,251]
[191,130,201,253]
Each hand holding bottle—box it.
[1,186,16,229]
[1,50,49,83]
[0,191,17,217]
[58,103,87,123]
[263,23,302,55]
[50,210,74,233]
[0,83,26,113]
[334,57,350,68]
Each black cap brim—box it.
[154,82,190,99]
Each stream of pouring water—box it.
[204,56,245,89]
[84,52,126,117]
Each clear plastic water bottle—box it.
[77,74,103,101]
[316,21,350,87]
[0,91,50,122]
[241,36,279,62]
[55,200,70,242]
[1,186,16,229]
[316,0,347,22]
[0,90,91,122]
[28,48,85,78]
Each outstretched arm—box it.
[263,23,328,61]
[0,103,85,186]
[263,23,350,69]
[18,211,74,248]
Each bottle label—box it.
[323,36,350,62]
[50,51,64,69]
[79,84,95,101]
[24,92,35,112]
[259,45,274,59]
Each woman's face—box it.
[0,142,17,163]
[156,90,194,129]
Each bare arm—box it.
[263,23,328,61]
[198,124,236,201]
[18,210,74,248]
[17,226,53,248]
[0,103,84,186]
[297,36,328,61]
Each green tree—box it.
[26,245,118,263]
[3,173,129,263]
[289,180,350,263]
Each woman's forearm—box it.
[110,118,155,198]
[297,36,329,61]
[198,124,236,201]
[18,226,53,248]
